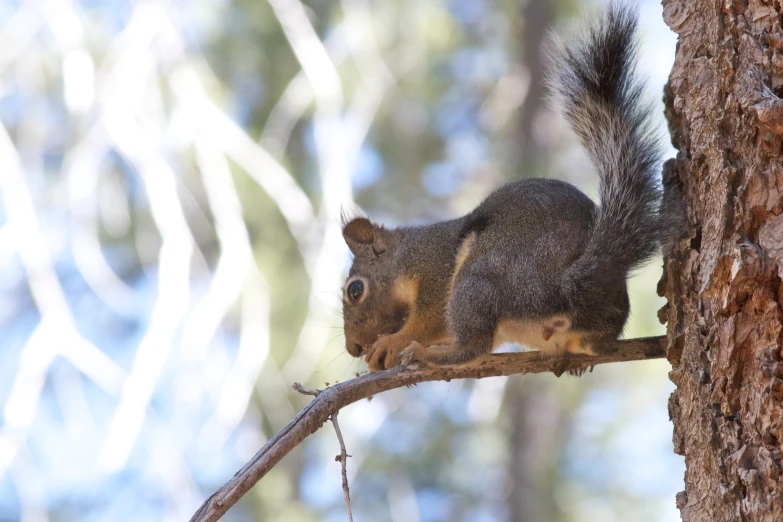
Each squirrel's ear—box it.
[342,217,387,256]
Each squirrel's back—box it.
[465,178,595,271]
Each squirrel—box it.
[340,4,681,372]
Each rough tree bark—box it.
[662,1,783,520]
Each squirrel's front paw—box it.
[365,336,408,372]
[398,341,427,367]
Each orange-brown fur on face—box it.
[342,274,412,358]
[342,216,459,370]
[342,217,404,357]
[392,277,418,305]
[354,275,451,372]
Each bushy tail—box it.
[552,4,663,293]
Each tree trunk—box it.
[662,1,783,520]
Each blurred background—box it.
[0,0,683,520]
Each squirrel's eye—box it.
[347,280,364,303]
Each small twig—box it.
[293,382,321,396]
[330,412,354,522]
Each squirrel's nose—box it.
[347,342,365,357]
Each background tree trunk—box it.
[504,2,565,520]
[662,1,783,520]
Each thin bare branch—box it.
[331,412,354,522]
[190,336,667,522]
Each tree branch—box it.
[189,336,667,522]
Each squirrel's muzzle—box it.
[347,342,365,357]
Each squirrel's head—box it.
[341,217,409,357]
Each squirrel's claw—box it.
[366,336,411,371]
[568,366,588,377]
[542,326,554,341]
